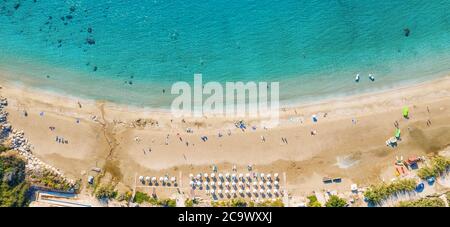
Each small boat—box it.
[369,74,375,81]
[355,73,360,82]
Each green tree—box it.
[399,198,445,207]
[364,179,416,205]
[0,153,30,207]
[325,195,347,207]
[133,191,150,204]
[417,156,450,180]
[307,195,322,207]
[94,184,117,200]
[184,198,199,207]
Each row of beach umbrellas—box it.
[139,176,176,185]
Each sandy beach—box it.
[1,73,450,200]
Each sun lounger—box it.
[322,177,332,184]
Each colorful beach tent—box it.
[403,107,409,118]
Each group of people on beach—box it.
[55,136,69,144]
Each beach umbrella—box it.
[189,181,194,186]
[218,189,222,194]
[204,182,208,186]
[267,174,272,180]
[171,177,176,182]
[231,189,236,194]
[266,189,271,194]
[164,177,169,183]
[253,189,258,194]
[145,176,151,183]
[205,190,210,195]
[274,173,279,180]
[196,181,202,187]
[246,173,251,179]
[260,173,265,179]
[189,173,194,179]
[225,190,230,195]
[225,173,230,179]
[259,189,265,194]
[225,182,230,187]
[238,189,244,194]
[403,107,409,118]
[232,182,237,186]
[351,184,358,191]
[395,129,401,139]
[259,181,264,186]
[139,176,144,181]
[266,181,271,186]
[210,181,215,186]
[159,177,164,182]
[219,173,223,178]
[253,182,258,187]
[210,189,215,194]
[239,173,244,179]
[196,174,202,179]
[211,173,215,178]
[218,181,222,187]
[151,177,157,182]
[204,173,209,178]
[231,173,237,180]
[238,182,244,186]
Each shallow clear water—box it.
[0,0,450,107]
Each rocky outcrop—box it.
[0,96,75,186]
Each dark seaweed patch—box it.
[404,28,410,37]
[86,38,95,45]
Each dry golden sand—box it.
[1,74,450,198]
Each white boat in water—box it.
[369,74,375,81]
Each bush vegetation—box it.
[398,197,445,207]
[0,153,30,207]
[94,184,117,200]
[325,195,347,207]
[363,179,416,205]
[184,198,199,207]
[256,198,284,207]
[132,191,176,207]
[117,191,132,202]
[0,144,8,154]
[30,169,74,192]
[307,195,322,207]
[417,156,450,180]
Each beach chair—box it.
[322,177,332,184]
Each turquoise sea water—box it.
[0,0,450,108]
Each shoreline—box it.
[1,72,450,200]
[2,65,449,112]
[2,70,450,120]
